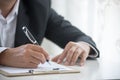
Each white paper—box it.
[0,61,72,74]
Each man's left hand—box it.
[52,41,90,66]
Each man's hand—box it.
[0,44,49,68]
[52,41,90,66]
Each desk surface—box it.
[0,58,120,80]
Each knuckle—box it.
[25,44,32,49]
[69,41,74,45]
[39,53,44,58]
[66,54,72,62]
[74,52,79,56]
[74,50,80,56]
[39,54,46,61]
[21,50,31,60]
[76,44,80,47]
[69,49,74,53]
[75,49,79,54]
[23,49,30,54]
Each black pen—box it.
[22,26,51,65]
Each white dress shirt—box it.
[0,0,20,53]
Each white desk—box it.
[0,57,120,80]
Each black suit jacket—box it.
[15,0,99,57]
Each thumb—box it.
[52,54,61,62]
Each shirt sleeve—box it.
[78,41,99,58]
[0,47,8,54]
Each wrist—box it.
[77,42,91,54]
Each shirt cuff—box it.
[0,47,8,53]
[78,41,99,58]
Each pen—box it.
[22,26,51,65]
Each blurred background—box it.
[42,0,120,58]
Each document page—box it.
[0,61,72,74]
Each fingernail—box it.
[47,56,50,60]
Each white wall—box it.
[100,0,120,57]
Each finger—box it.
[56,52,66,64]
[29,57,41,65]
[52,54,61,62]
[32,45,50,60]
[57,42,73,63]
[38,47,50,60]
[30,50,46,64]
[64,46,77,65]
[25,62,38,68]
[70,48,83,65]
[25,44,50,60]
[79,52,88,66]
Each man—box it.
[0,0,99,68]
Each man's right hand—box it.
[0,44,49,68]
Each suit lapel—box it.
[14,0,48,47]
[14,0,31,47]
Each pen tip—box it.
[46,59,49,62]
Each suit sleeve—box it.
[45,8,99,57]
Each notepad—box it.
[0,61,80,77]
